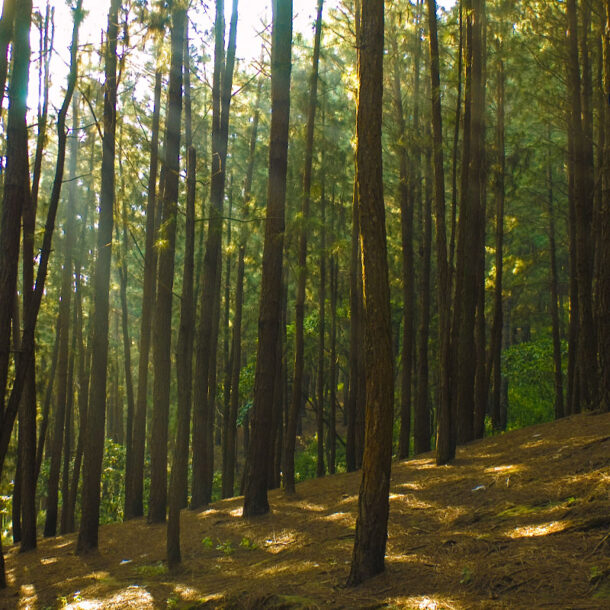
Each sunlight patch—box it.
[485,464,520,474]
[65,585,154,609]
[508,521,566,538]
[19,584,37,609]
[40,557,58,565]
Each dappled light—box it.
[0,412,607,608]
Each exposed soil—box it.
[1,411,609,609]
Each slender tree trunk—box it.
[547,137,564,419]
[449,2,463,285]
[390,21,414,460]
[77,0,119,553]
[44,91,81,539]
[346,0,363,474]
[566,0,597,411]
[172,20,196,518]
[243,0,292,518]
[347,0,394,586]
[328,190,338,473]
[125,69,162,520]
[192,0,238,507]
[490,53,506,430]
[222,245,245,498]
[60,272,78,533]
[149,4,185,525]
[415,141,432,454]
[0,0,31,580]
[36,317,60,482]
[317,181,326,478]
[427,0,453,465]
[284,0,324,493]
[1,0,80,578]
[222,73,261,498]
[453,0,484,445]
[599,0,610,412]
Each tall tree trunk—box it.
[566,0,597,411]
[192,0,238,507]
[0,0,80,578]
[347,0,394,586]
[222,72,261,498]
[346,0,363,474]
[317,180,326,478]
[490,53,506,430]
[390,18,414,461]
[453,0,484,445]
[415,140,432,454]
[171,20,196,522]
[77,0,120,554]
[149,4,185,524]
[426,0,453,465]
[449,1,463,286]
[0,0,32,585]
[60,272,78,533]
[473,0,487,440]
[284,0,324,493]
[124,68,162,520]
[65,202,91,534]
[168,131,195,564]
[599,0,610,411]
[44,90,80,539]
[222,245,245,498]
[547,135,564,419]
[242,0,292,517]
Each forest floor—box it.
[1,411,609,609]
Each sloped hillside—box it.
[1,411,609,609]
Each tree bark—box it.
[77,0,120,553]
[192,0,238,507]
[284,0,324,493]
[599,0,610,411]
[347,0,394,586]
[243,0,292,518]
[426,0,453,465]
[490,53,506,430]
[124,68,162,520]
[149,4,185,524]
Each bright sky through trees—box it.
[33,0,457,114]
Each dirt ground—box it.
[1,411,609,609]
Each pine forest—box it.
[0,0,609,607]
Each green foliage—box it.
[239,536,258,550]
[502,338,566,429]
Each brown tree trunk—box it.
[415,140,433,454]
[0,0,80,577]
[284,0,324,493]
[192,0,238,507]
[149,4,185,525]
[390,19,414,461]
[347,0,394,586]
[44,91,80,539]
[453,0,484,446]
[124,68,162,520]
[242,0,292,517]
[317,180,326,478]
[490,53,506,430]
[599,0,610,412]
[426,0,453,465]
[566,0,597,411]
[77,0,119,554]
[222,72,261,498]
